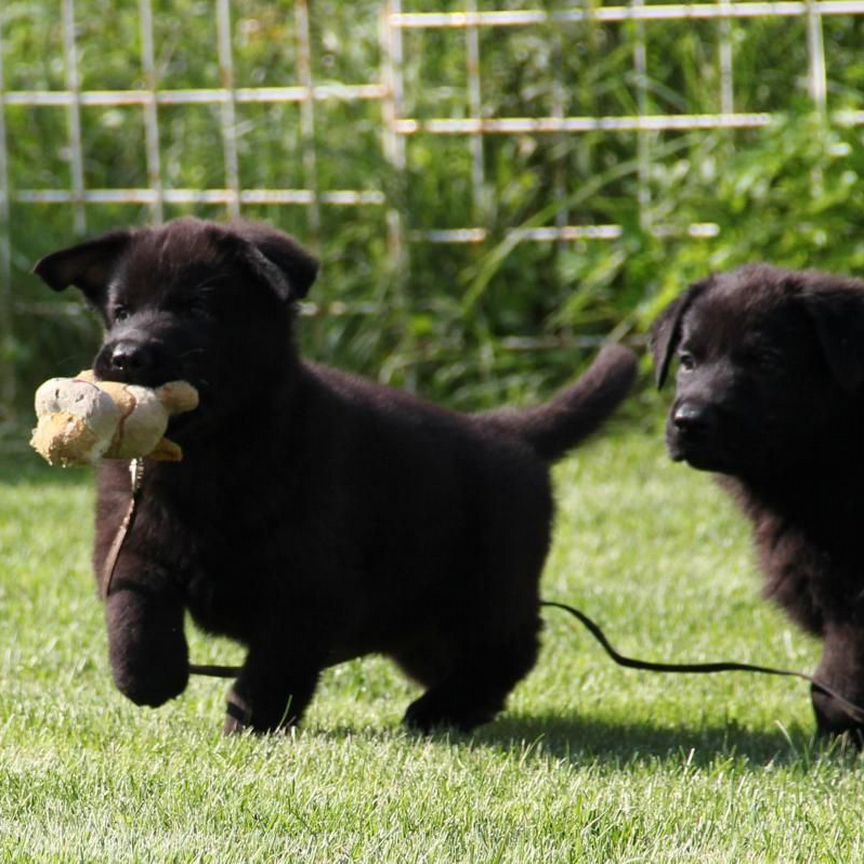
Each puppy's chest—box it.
[753,505,861,588]
[163,500,300,635]
[141,469,291,551]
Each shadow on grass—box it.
[466,711,822,768]
[313,704,864,770]
[344,709,864,771]
[471,711,864,773]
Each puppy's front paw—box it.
[106,588,189,707]
[112,654,188,707]
[812,686,864,748]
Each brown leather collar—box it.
[100,459,145,601]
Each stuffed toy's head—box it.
[31,371,199,466]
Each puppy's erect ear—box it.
[33,230,133,305]
[649,279,709,389]
[803,280,864,392]
[226,221,319,302]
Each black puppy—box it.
[652,263,864,738]
[34,217,637,734]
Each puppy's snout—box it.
[96,338,165,385]
[672,401,711,436]
[110,340,149,372]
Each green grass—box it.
[1,429,861,863]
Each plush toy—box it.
[31,371,199,466]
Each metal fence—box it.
[2,0,864,407]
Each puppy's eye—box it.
[678,351,696,372]
[751,348,783,370]
[183,299,213,320]
[114,305,130,322]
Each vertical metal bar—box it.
[139,0,164,223]
[296,0,321,243]
[631,0,651,229]
[380,0,407,262]
[806,0,827,116]
[62,0,86,235]
[0,15,15,410]
[216,0,241,219]
[718,0,735,114]
[465,0,486,222]
[550,17,568,232]
[379,0,413,389]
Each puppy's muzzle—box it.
[671,401,711,438]
[110,340,154,372]
[96,338,167,386]
[666,399,724,469]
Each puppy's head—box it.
[34,218,318,431]
[651,265,864,480]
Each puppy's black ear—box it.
[228,221,319,302]
[803,282,864,391]
[649,280,709,389]
[33,230,133,305]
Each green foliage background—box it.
[4,0,864,414]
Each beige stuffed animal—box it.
[31,371,199,466]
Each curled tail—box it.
[478,343,638,462]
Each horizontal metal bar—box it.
[396,113,774,135]
[3,98,794,135]
[11,192,719,242]
[836,110,864,126]
[4,84,385,108]
[15,299,382,318]
[13,189,386,206]
[392,1,864,28]
[412,228,488,244]
[414,223,720,243]
[7,101,859,138]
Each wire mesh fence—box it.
[3,0,864,413]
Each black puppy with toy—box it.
[32,217,637,735]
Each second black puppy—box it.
[652,264,864,739]
[35,218,637,734]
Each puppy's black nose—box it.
[109,340,149,372]
[672,402,710,435]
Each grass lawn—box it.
[1,428,860,862]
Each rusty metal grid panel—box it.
[5,2,864,244]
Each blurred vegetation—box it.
[3,0,864,418]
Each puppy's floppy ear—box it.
[649,279,709,389]
[802,280,864,392]
[227,220,319,302]
[33,230,133,305]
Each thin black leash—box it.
[101,475,864,722]
[541,600,864,723]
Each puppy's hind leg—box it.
[399,624,541,734]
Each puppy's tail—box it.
[477,343,638,462]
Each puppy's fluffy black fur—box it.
[652,264,864,738]
[35,217,637,734]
